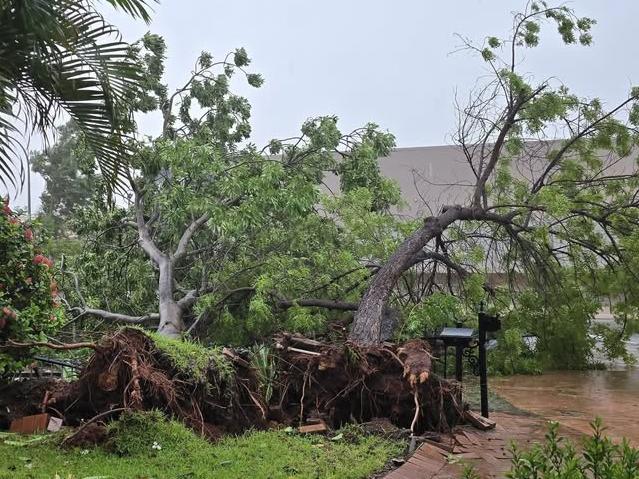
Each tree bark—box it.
[349,206,510,344]
[157,260,184,338]
[350,213,454,344]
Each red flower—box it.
[1,306,16,320]
[2,197,10,216]
[33,254,53,268]
[24,228,33,241]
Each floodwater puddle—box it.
[492,368,639,444]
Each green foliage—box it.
[0,199,64,373]
[285,305,326,335]
[42,2,639,376]
[69,87,403,342]
[250,345,278,403]
[401,292,462,338]
[507,418,639,478]
[0,412,403,478]
[489,283,598,374]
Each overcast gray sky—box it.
[11,0,639,210]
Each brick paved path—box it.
[384,412,582,479]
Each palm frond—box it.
[0,0,153,193]
[104,0,154,23]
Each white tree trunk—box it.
[156,260,184,338]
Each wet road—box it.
[492,334,639,444]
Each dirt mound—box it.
[0,378,72,429]
[63,422,108,448]
[2,328,464,440]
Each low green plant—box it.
[250,345,278,403]
[0,410,403,479]
[507,418,639,478]
[106,410,194,456]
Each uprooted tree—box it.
[350,2,639,345]
[63,34,402,339]
[5,0,639,440]
[39,4,639,363]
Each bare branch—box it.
[70,307,159,324]
[3,339,97,351]
[172,213,210,264]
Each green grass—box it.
[0,412,404,479]
[129,327,234,383]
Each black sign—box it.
[478,312,501,332]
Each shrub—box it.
[106,410,200,456]
[507,418,639,478]
[0,198,64,373]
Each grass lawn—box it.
[0,413,404,479]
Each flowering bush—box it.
[0,198,64,372]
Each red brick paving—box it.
[384,412,583,479]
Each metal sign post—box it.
[478,308,501,418]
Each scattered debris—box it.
[1,328,469,444]
[10,413,62,434]
[464,410,496,430]
[298,420,328,434]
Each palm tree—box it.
[0,0,153,191]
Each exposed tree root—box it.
[1,328,465,440]
[272,334,462,434]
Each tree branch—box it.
[3,340,97,351]
[133,186,166,265]
[172,213,210,264]
[70,307,159,324]
[276,298,359,311]
[531,94,639,193]
[408,250,469,277]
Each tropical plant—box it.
[0,0,153,190]
[0,198,64,372]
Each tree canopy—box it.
[4,1,639,373]
[351,2,639,351]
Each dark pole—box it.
[478,326,488,418]
[443,346,447,379]
[455,341,463,383]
